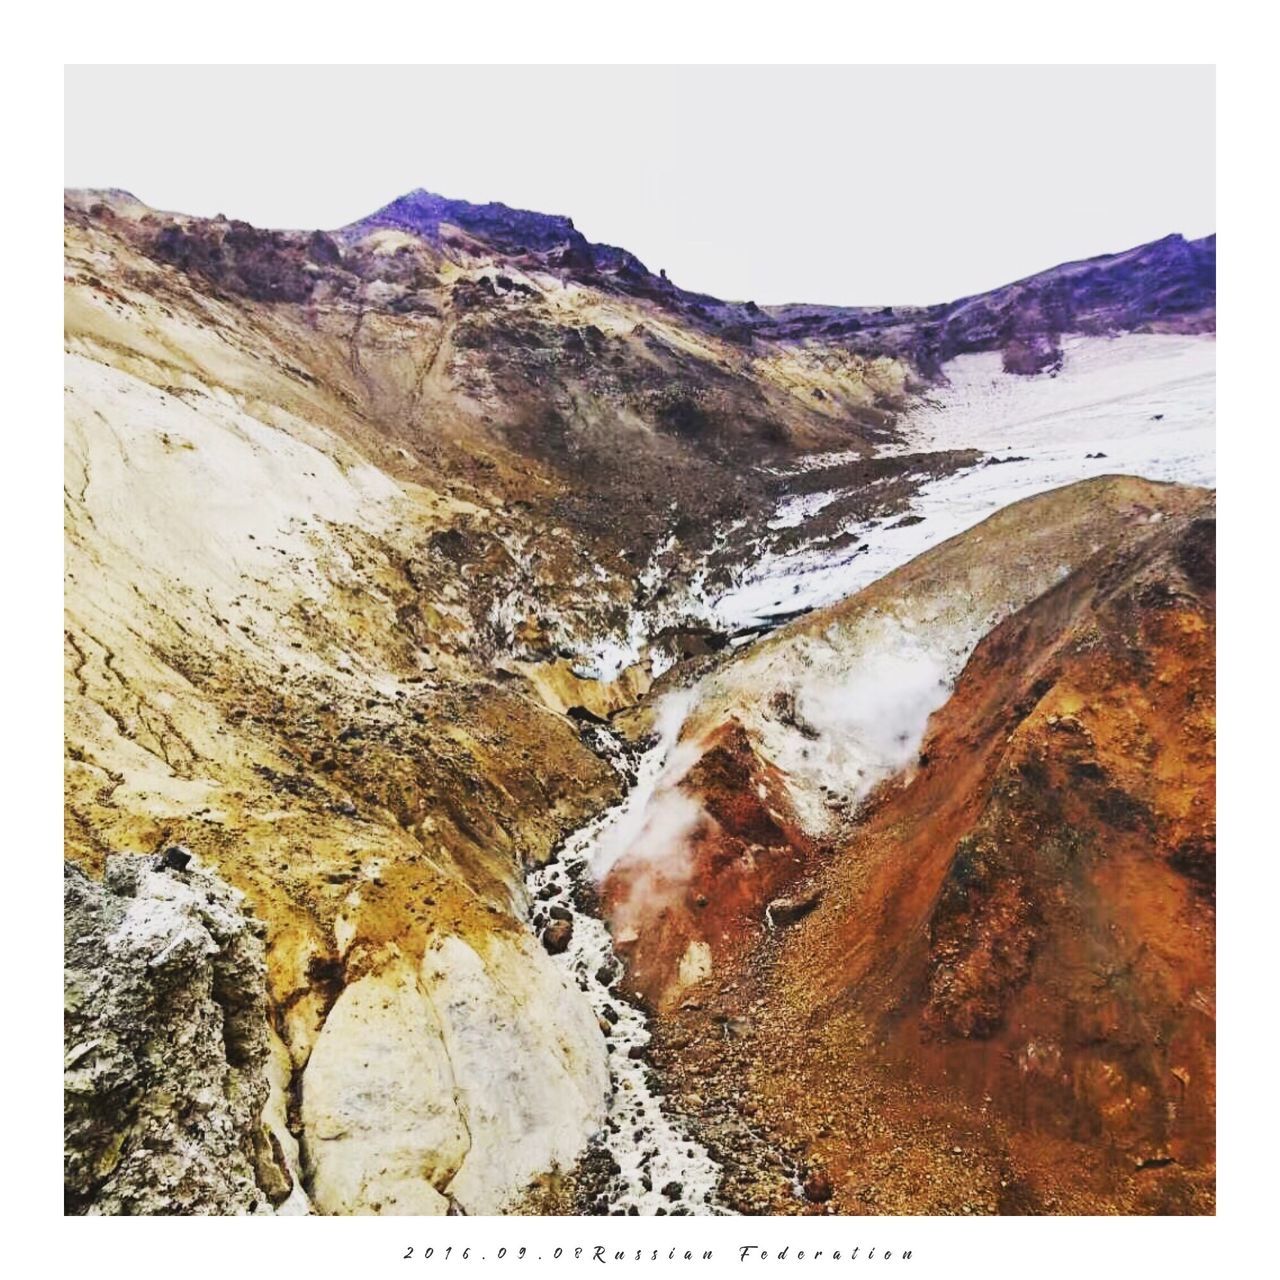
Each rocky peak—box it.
[344,188,582,252]
[342,187,665,290]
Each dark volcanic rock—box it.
[766,887,822,927]
[342,188,675,302]
[748,232,1216,374]
[542,918,573,955]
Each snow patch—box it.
[711,334,1214,632]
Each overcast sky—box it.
[65,65,1214,306]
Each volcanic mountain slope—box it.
[350,190,1215,377]
[607,477,1214,1214]
[64,185,1214,1216]
[65,196,634,1214]
[754,232,1215,376]
[67,185,919,642]
[66,189,1214,667]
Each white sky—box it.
[64,65,1214,306]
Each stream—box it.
[526,696,725,1215]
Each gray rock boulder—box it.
[64,852,293,1214]
[765,886,822,928]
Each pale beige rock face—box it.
[263,1028,313,1214]
[423,933,610,1212]
[675,940,713,995]
[515,657,653,720]
[300,934,609,1215]
[65,206,618,1215]
[301,962,467,1215]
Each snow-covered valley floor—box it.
[712,334,1215,630]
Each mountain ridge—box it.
[67,186,1215,367]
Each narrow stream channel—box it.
[527,697,726,1215]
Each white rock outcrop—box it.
[300,962,465,1215]
[301,932,609,1215]
[425,933,610,1212]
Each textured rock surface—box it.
[423,932,610,1210]
[64,194,623,1215]
[751,233,1216,375]
[300,933,609,1214]
[300,962,463,1215]
[605,476,1207,1008]
[64,852,297,1214]
[626,483,1215,1214]
[62,186,1215,1215]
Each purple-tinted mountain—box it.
[743,232,1217,375]
[342,190,1214,374]
[103,185,1214,383]
[65,183,1217,1218]
[342,188,688,302]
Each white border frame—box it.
[10,6,1270,1273]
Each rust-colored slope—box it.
[603,720,818,1011]
[643,500,1214,1214]
[604,477,1208,1013]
